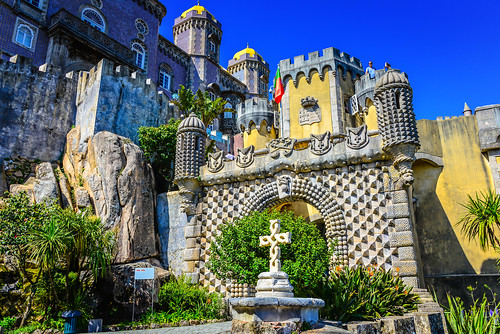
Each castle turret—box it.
[228,45,270,99]
[174,112,206,213]
[374,69,420,188]
[173,4,222,63]
[236,97,276,150]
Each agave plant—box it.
[457,190,500,251]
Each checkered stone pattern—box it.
[198,181,251,294]
[321,162,399,271]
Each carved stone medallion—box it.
[346,124,369,149]
[277,175,292,199]
[310,131,332,155]
[267,137,297,158]
[207,151,224,173]
[236,145,255,168]
[299,96,321,126]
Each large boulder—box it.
[33,162,61,205]
[63,127,158,263]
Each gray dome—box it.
[374,69,410,94]
[178,112,205,133]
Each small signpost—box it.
[132,267,155,322]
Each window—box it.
[25,0,40,8]
[15,24,34,49]
[135,19,149,35]
[159,68,172,91]
[209,41,216,53]
[208,92,216,101]
[81,8,105,32]
[132,42,145,69]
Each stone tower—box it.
[174,112,207,214]
[374,69,420,188]
[236,97,276,150]
[228,46,270,99]
[173,4,222,91]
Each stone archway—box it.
[239,175,348,265]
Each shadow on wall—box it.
[412,160,500,306]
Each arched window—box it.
[81,8,105,32]
[132,42,146,69]
[15,25,34,49]
[159,64,173,91]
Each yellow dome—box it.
[233,46,258,60]
[181,5,211,18]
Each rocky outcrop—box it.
[63,126,158,263]
[33,163,61,205]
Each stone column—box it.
[45,35,71,69]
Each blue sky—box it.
[158,1,500,121]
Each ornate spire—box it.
[463,102,472,116]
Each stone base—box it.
[232,320,298,334]
[255,271,294,298]
[230,297,325,324]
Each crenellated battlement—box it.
[236,97,275,132]
[279,47,364,84]
[77,59,169,105]
[0,55,77,80]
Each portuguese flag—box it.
[273,65,284,104]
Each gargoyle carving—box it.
[267,137,297,158]
[346,124,369,149]
[236,145,255,168]
[207,151,224,173]
[310,131,332,155]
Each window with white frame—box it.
[224,102,233,118]
[159,65,173,91]
[209,41,216,53]
[81,8,105,32]
[132,42,146,69]
[208,92,216,101]
[15,24,34,49]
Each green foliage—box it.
[0,193,115,327]
[458,190,500,251]
[138,118,181,186]
[443,286,499,334]
[209,210,330,296]
[0,316,16,330]
[148,277,225,324]
[170,85,195,114]
[317,266,419,322]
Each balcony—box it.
[48,9,137,69]
[13,0,45,24]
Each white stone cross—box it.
[259,219,291,272]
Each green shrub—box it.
[152,277,225,323]
[138,118,180,188]
[444,287,499,334]
[317,266,419,322]
[209,210,330,297]
[0,316,16,331]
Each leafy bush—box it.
[150,277,225,323]
[317,266,419,322]
[444,287,499,334]
[0,316,16,331]
[138,118,181,189]
[209,210,330,296]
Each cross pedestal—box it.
[255,219,294,297]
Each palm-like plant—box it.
[193,90,235,127]
[170,85,195,115]
[457,190,500,251]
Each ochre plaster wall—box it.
[243,121,277,150]
[288,72,332,139]
[414,116,499,279]
[365,104,378,132]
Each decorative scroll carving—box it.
[236,145,255,168]
[346,124,369,149]
[299,96,321,125]
[310,131,332,155]
[207,151,224,173]
[277,175,292,199]
[267,137,297,158]
[259,219,291,272]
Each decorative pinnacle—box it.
[463,102,472,116]
[259,219,291,272]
